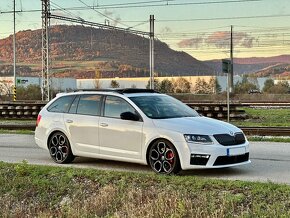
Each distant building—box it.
[0,77,77,94]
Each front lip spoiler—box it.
[183,160,251,170]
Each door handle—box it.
[100,123,108,127]
[66,119,73,123]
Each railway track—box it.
[240,127,290,137]
[0,124,289,136]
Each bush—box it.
[16,85,42,100]
[110,80,120,88]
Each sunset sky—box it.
[1,0,290,60]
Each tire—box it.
[48,132,75,164]
[148,139,181,175]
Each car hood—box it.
[152,116,242,135]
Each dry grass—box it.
[0,161,289,217]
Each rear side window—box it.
[47,95,76,113]
[77,94,102,116]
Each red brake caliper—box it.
[167,151,174,163]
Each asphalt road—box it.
[0,134,289,185]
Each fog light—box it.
[190,154,210,165]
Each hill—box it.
[0,25,213,78]
[205,55,290,76]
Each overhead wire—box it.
[0,0,269,14]
[76,0,131,28]
[49,0,267,10]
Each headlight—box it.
[184,134,213,144]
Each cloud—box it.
[177,37,203,48]
[103,9,114,17]
[177,31,256,49]
[160,26,172,34]
[112,15,121,26]
[205,31,230,48]
[103,10,121,27]
[206,31,256,48]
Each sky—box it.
[1,0,290,60]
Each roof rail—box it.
[76,88,159,94]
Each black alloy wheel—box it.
[48,132,75,164]
[149,139,181,174]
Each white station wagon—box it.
[35,89,250,174]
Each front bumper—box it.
[178,140,250,170]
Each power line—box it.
[0,0,268,14]
[61,0,266,10]
[50,1,80,19]
[156,14,290,22]
[75,0,130,28]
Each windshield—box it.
[129,95,199,119]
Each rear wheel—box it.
[48,132,75,164]
[148,139,181,174]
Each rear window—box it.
[47,95,76,113]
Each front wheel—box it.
[48,132,75,164]
[148,139,181,174]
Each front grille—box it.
[213,133,245,146]
[213,152,249,166]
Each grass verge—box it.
[0,161,289,217]
[248,136,290,143]
[232,108,290,127]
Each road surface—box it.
[0,134,289,185]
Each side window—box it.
[76,94,101,116]
[104,96,136,119]
[47,95,75,113]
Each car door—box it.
[99,95,143,160]
[64,94,102,155]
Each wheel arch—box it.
[47,130,68,149]
[145,137,179,165]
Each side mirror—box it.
[120,111,140,121]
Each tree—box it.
[262,78,275,93]
[248,76,259,89]
[208,76,217,94]
[0,81,12,96]
[159,79,174,93]
[234,76,258,94]
[110,80,120,88]
[173,77,191,93]
[192,77,211,94]
[16,85,42,100]
[93,68,102,89]
[267,80,289,94]
[146,79,160,90]
[277,80,289,89]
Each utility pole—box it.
[230,25,234,93]
[13,0,16,101]
[222,59,231,123]
[41,0,50,101]
[149,15,154,90]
